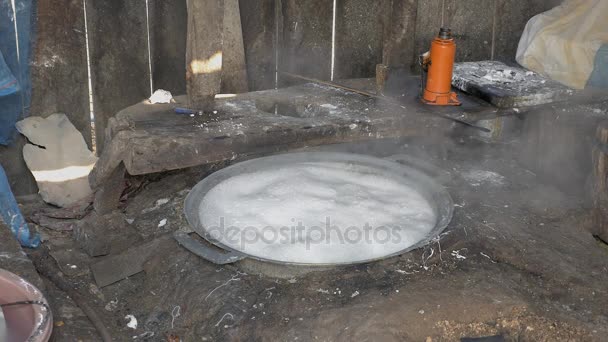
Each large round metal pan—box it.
[182,152,453,266]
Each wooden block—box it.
[221,0,249,93]
[334,0,384,78]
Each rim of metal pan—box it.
[183,152,454,267]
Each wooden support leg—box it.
[93,163,126,215]
[592,122,608,242]
[186,0,225,110]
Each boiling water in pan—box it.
[199,161,437,264]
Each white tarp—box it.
[516,0,608,89]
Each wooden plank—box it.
[30,0,91,148]
[86,0,151,152]
[239,0,277,91]
[186,0,224,109]
[88,82,460,182]
[381,0,419,70]
[280,0,333,84]
[593,122,608,242]
[149,0,187,95]
[221,0,249,93]
[334,0,384,79]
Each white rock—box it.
[125,315,138,329]
[16,114,97,207]
[149,89,173,104]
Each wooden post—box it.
[592,121,608,242]
[93,163,125,215]
[186,0,225,110]
[221,0,249,94]
[86,0,150,153]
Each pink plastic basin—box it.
[0,269,52,342]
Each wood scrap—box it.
[90,235,173,288]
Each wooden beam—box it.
[186,0,224,109]
[280,0,333,85]
[221,0,249,93]
[593,122,608,242]
[239,0,278,91]
[86,0,151,152]
[30,0,91,148]
[149,0,187,95]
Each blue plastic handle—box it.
[174,107,197,115]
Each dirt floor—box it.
[13,137,608,341]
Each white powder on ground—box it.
[125,315,138,329]
[463,170,505,187]
[148,89,173,104]
[199,162,437,264]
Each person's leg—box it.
[0,164,40,248]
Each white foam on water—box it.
[199,161,437,264]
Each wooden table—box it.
[89,78,504,213]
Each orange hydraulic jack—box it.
[421,28,461,106]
